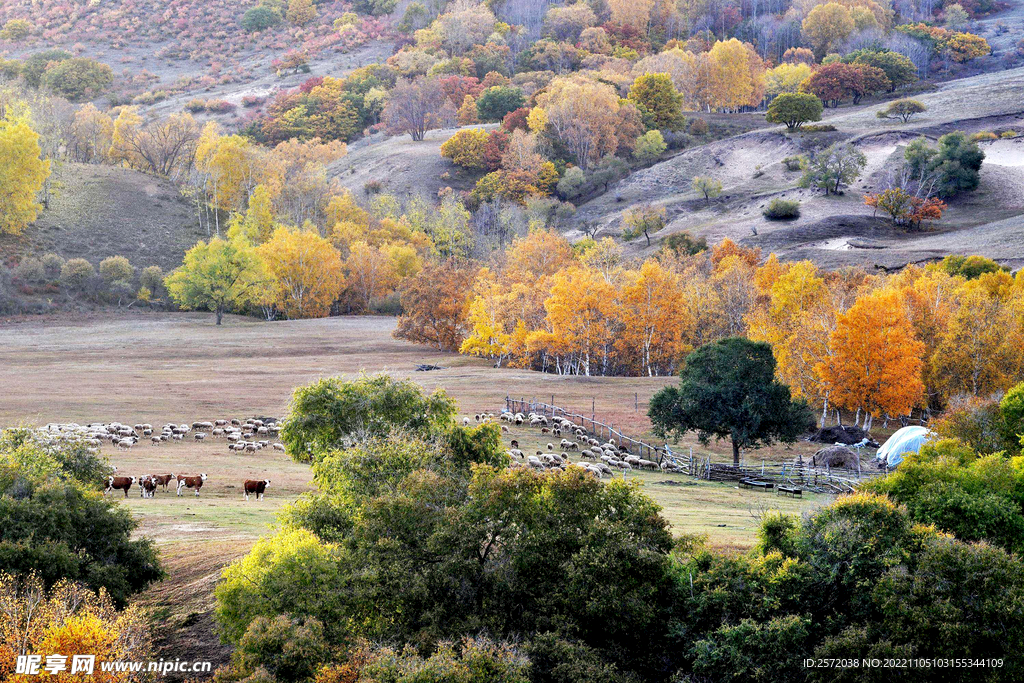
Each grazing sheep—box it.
[579,449,594,460]
[541,427,550,433]
[547,443,554,451]
[463,417,470,426]
[510,439,519,449]
[273,443,285,451]
[501,425,510,433]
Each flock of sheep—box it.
[56,418,288,453]
[473,411,686,478]
[30,418,284,500]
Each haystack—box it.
[808,424,879,448]
[802,445,861,470]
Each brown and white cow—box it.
[104,475,137,497]
[176,473,207,497]
[242,479,271,501]
[150,473,176,491]
[139,476,158,498]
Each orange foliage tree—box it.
[395,259,478,351]
[818,289,925,427]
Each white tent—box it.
[876,426,935,468]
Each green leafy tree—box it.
[280,374,457,462]
[353,0,398,16]
[139,265,164,293]
[877,98,927,122]
[40,57,113,101]
[661,232,708,256]
[241,5,283,32]
[766,92,823,130]
[650,337,814,465]
[861,439,1024,553]
[219,465,675,680]
[931,253,1006,279]
[999,381,1024,455]
[234,615,331,683]
[557,165,586,198]
[633,129,667,163]
[848,50,919,91]
[905,131,984,198]
[19,50,71,88]
[621,203,666,246]
[692,175,722,205]
[627,73,684,131]
[799,142,866,195]
[0,431,162,606]
[164,237,268,325]
[673,492,1024,680]
[215,528,350,644]
[476,86,526,122]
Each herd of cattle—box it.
[482,411,686,477]
[33,418,282,501]
[103,473,270,500]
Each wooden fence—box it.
[504,396,674,463]
[503,396,883,493]
[691,459,883,493]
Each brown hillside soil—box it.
[1,163,203,272]
[328,125,500,201]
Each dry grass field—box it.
[1,311,835,673]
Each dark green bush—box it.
[762,198,801,220]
